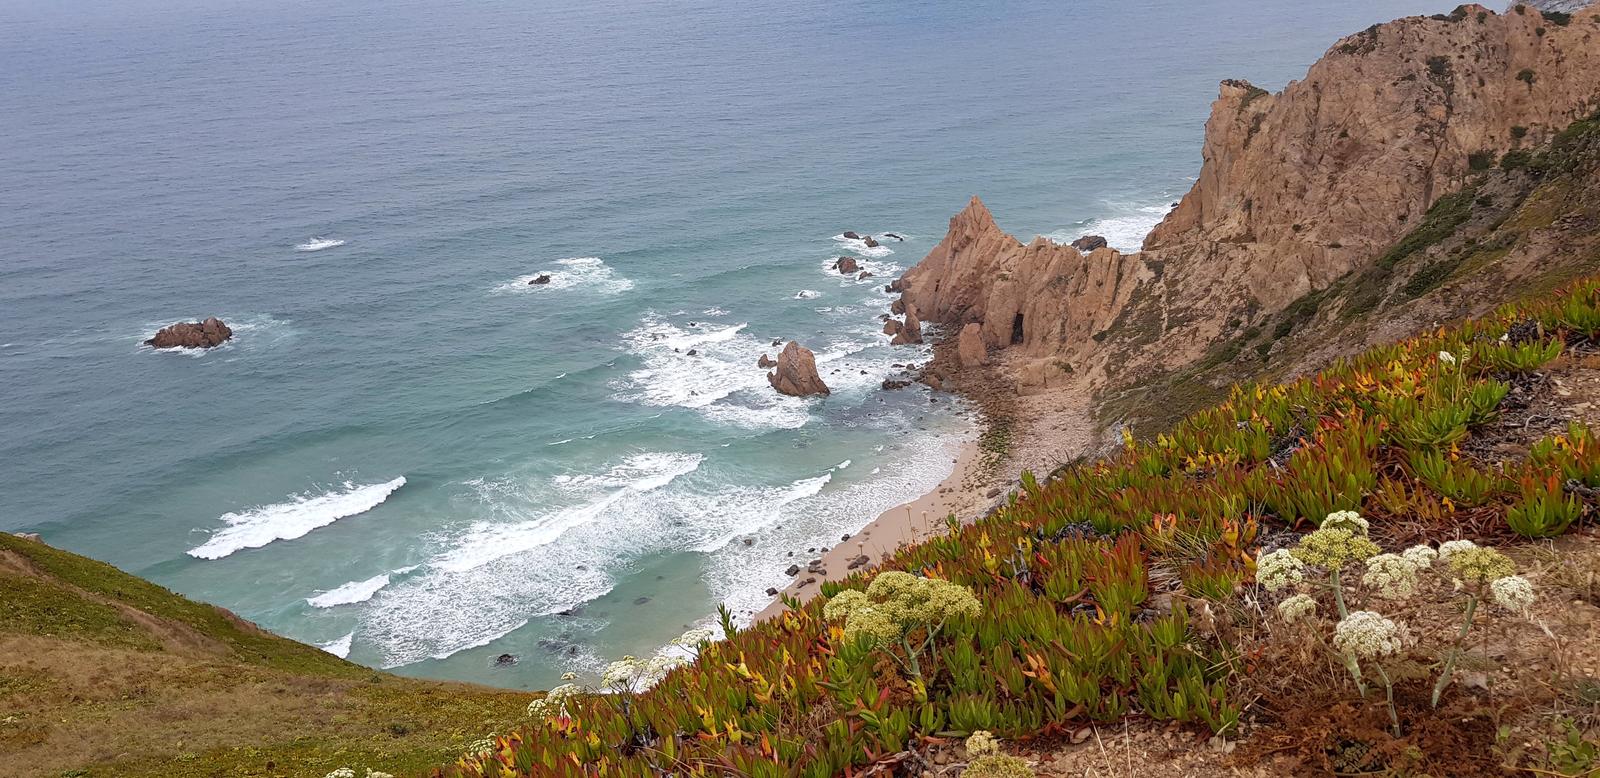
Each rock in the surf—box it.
[857,271,873,280]
[883,233,904,241]
[1070,235,1108,253]
[145,317,233,349]
[889,306,923,346]
[767,342,830,397]
[883,319,902,337]
[863,236,879,248]
[842,231,861,240]
[757,353,776,369]
[529,273,552,285]
[833,256,860,274]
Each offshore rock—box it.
[145,317,233,349]
[767,341,831,397]
[833,256,860,274]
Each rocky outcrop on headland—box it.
[1070,235,1107,253]
[767,341,830,397]
[146,317,233,349]
[889,4,1600,394]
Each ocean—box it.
[0,0,1454,689]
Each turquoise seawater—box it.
[0,0,1452,689]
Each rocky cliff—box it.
[895,3,1600,396]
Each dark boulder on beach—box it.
[145,317,232,350]
[785,564,801,576]
[529,273,552,285]
[1070,235,1108,252]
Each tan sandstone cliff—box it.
[893,3,1600,395]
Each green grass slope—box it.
[0,533,534,778]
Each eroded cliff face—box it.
[891,3,1600,395]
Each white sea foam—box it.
[187,476,406,560]
[435,453,702,573]
[831,234,895,258]
[794,289,821,299]
[295,237,346,252]
[307,573,392,608]
[835,459,852,470]
[430,619,528,660]
[692,473,832,553]
[319,632,354,658]
[497,256,633,295]
[1041,200,1176,254]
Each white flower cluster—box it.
[465,736,497,756]
[1362,553,1422,600]
[1257,549,1306,592]
[1438,350,1457,366]
[1401,544,1437,567]
[1333,611,1407,660]
[1490,575,1535,614]
[1277,593,1318,624]
[1322,510,1370,534]
[1437,539,1477,561]
[602,653,689,692]
[324,769,393,778]
[527,682,582,719]
[966,730,1000,757]
[671,628,715,648]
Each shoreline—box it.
[754,423,996,622]
[754,338,1108,622]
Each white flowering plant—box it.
[1255,510,1538,729]
[822,571,980,686]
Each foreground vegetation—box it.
[444,278,1600,775]
[0,534,534,778]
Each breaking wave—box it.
[187,476,406,560]
[497,256,634,295]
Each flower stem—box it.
[1330,569,1349,619]
[1377,664,1400,737]
[1432,594,1478,709]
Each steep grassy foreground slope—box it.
[0,534,533,778]
[437,268,1600,775]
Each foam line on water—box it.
[319,632,354,658]
[496,256,633,295]
[187,476,406,560]
[294,237,346,252]
[307,572,392,608]
[691,472,832,553]
[434,453,702,573]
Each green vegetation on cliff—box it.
[440,275,1600,775]
[0,534,534,778]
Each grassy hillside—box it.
[0,533,535,778]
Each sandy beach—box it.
[756,345,1107,622]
